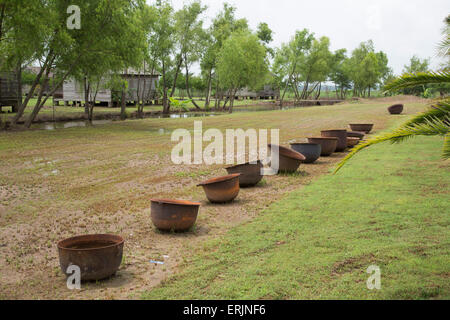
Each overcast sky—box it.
[161,0,449,74]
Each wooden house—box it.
[0,72,20,112]
[54,69,160,107]
[234,85,280,100]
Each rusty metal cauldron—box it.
[290,143,321,164]
[349,124,374,134]
[347,131,365,140]
[321,130,348,152]
[225,160,263,187]
[347,137,360,148]
[197,173,241,203]
[388,104,404,114]
[307,137,338,156]
[268,144,306,173]
[151,199,201,231]
[57,234,124,281]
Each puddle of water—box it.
[159,113,219,119]
[34,113,220,131]
[35,120,112,130]
[31,105,312,131]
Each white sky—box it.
[154,0,449,75]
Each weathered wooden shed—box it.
[0,72,20,112]
[234,85,280,100]
[54,69,160,107]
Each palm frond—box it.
[383,70,450,93]
[334,115,450,173]
[443,134,450,159]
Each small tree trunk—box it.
[184,57,201,110]
[12,53,54,124]
[84,77,90,117]
[162,60,170,114]
[16,62,22,116]
[205,68,213,108]
[24,72,51,128]
[120,87,126,120]
[170,54,183,98]
[315,82,322,100]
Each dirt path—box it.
[0,98,427,299]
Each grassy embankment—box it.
[142,135,449,299]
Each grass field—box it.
[1,96,445,299]
[142,135,449,299]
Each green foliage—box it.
[383,70,450,93]
[345,40,391,97]
[169,97,191,111]
[217,31,268,94]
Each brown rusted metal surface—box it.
[347,137,360,148]
[388,104,404,114]
[150,199,200,232]
[290,143,321,164]
[197,174,241,203]
[321,130,348,152]
[307,137,338,156]
[268,144,305,173]
[57,234,124,281]
[347,131,365,140]
[226,160,263,187]
[349,124,374,134]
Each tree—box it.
[147,0,175,114]
[216,31,268,113]
[174,0,207,110]
[257,22,274,57]
[1,0,53,125]
[399,55,430,96]
[200,3,249,109]
[346,40,391,97]
[272,29,314,107]
[72,0,146,122]
[4,0,146,128]
[299,36,332,100]
[329,49,351,99]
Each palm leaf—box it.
[443,134,450,159]
[383,70,450,93]
[335,115,450,173]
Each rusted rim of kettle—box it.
[349,123,374,126]
[225,160,262,170]
[57,234,124,251]
[321,129,347,133]
[268,144,306,161]
[197,173,241,186]
[307,136,339,140]
[347,137,360,142]
[290,142,320,146]
[151,199,201,206]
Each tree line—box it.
[0,0,396,128]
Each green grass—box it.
[142,136,450,300]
